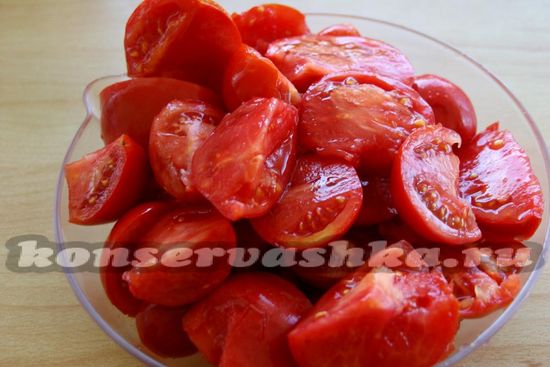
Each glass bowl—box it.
[54,14,550,367]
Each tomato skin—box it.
[222,45,300,111]
[300,72,434,171]
[136,304,197,358]
[412,74,477,143]
[266,35,414,92]
[191,98,298,221]
[101,201,172,316]
[232,4,310,54]
[355,176,397,226]
[318,24,361,37]
[288,268,459,367]
[65,135,148,225]
[125,0,241,88]
[100,78,219,147]
[149,99,224,200]
[123,205,236,307]
[251,155,363,248]
[459,123,543,239]
[182,272,311,367]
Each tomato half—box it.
[101,201,172,316]
[136,304,197,358]
[65,135,148,225]
[222,45,300,111]
[412,74,477,143]
[182,272,311,367]
[251,156,363,248]
[232,4,310,54]
[191,98,298,221]
[318,24,360,37]
[391,125,481,245]
[288,268,459,367]
[300,72,434,171]
[266,34,414,91]
[459,123,544,239]
[123,205,236,306]
[355,176,397,226]
[100,78,219,147]
[125,0,241,88]
[149,99,224,200]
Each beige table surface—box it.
[1,0,549,366]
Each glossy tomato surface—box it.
[355,176,397,226]
[100,78,219,147]
[412,74,477,143]
[191,98,298,221]
[123,205,236,306]
[318,23,361,37]
[149,99,224,200]
[183,272,311,367]
[251,155,363,248]
[232,4,310,54]
[65,135,148,225]
[391,125,481,245]
[266,34,414,91]
[300,72,434,171]
[288,268,459,367]
[222,45,300,111]
[459,123,543,239]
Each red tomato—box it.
[391,125,481,245]
[355,176,397,226]
[378,219,434,247]
[232,4,310,54]
[222,45,300,111]
[65,135,148,225]
[288,268,459,367]
[100,78,219,147]
[123,205,236,306]
[136,304,197,358]
[101,201,172,316]
[251,156,363,248]
[318,24,361,37]
[300,72,434,171]
[182,272,311,367]
[125,0,241,88]
[191,98,298,221]
[459,123,543,239]
[412,74,477,143]
[266,34,414,91]
[149,99,224,200]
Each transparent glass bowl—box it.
[54,14,550,367]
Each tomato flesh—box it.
[182,272,311,367]
[355,176,397,226]
[251,155,363,248]
[149,99,224,200]
[459,123,543,239]
[232,4,310,54]
[266,34,414,91]
[65,134,148,225]
[391,125,481,245]
[191,98,298,221]
[300,72,434,171]
[318,24,361,37]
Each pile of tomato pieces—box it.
[64,1,544,366]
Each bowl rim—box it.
[54,13,550,367]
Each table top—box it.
[1,0,549,366]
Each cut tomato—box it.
[65,135,148,225]
[459,123,543,239]
[251,156,363,248]
[318,24,361,37]
[182,272,311,367]
[222,45,300,111]
[391,125,481,245]
[266,34,414,91]
[300,72,434,171]
[149,99,224,200]
[232,4,310,54]
[191,98,298,221]
[355,176,397,226]
[100,77,219,147]
[412,74,477,143]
